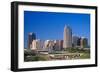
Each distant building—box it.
[44,40,55,52]
[27,32,36,49]
[59,40,63,50]
[63,25,72,48]
[54,40,60,50]
[31,39,45,50]
[80,37,88,48]
[39,40,45,50]
[77,37,81,47]
[53,40,63,51]
[48,40,55,51]
[72,36,79,47]
[72,36,88,48]
[31,40,39,50]
[31,40,36,50]
[44,40,50,49]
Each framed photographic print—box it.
[11,1,97,71]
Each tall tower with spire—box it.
[63,25,72,48]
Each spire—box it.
[65,24,67,28]
[64,24,70,29]
[29,32,33,35]
[64,25,67,29]
[65,25,67,27]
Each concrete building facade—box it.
[63,25,72,48]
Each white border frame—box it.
[18,5,96,69]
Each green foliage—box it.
[24,55,49,62]
[80,53,90,59]
[64,47,90,53]
[24,47,90,62]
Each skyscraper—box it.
[59,40,63,50]
[77,37,81,46]
[31,39,44,50]
[72,36,79,47]
[80,37,88,48]
[63,25,72,48]
[27,32,36,49]
[54,40,60,51]
[44,40,54,52]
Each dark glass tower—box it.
[27,32,36,49]
[77,37,81,46]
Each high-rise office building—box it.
[72,36,79,47]
[31,40,38,50]
[80,37,88,48]
[54,40,60,50]
[27,32,36,49]
[44,40,55,52]
[59,40,63,50]
[31,39,44,50]
[77,37,81,46]
[44,40,51,49]
[63,25,72,48]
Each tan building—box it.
[31,39,44,50]
[54,40,60,50]
[59,40,63,50]
[80,37,88,48]
[63,25,72,48]
[44,40,50,49]
[44,40,55,52]
[53,40,63,50]
[31,40,40,50]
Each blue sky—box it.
[24,11,90,48]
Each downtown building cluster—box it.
[27,25,88,51]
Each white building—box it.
[31,39,44,50]
[44,40,55,52]
[63,25,72,48]
[54,40,60,50]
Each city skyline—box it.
[26,25,88,49]
[24,11,90,48]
